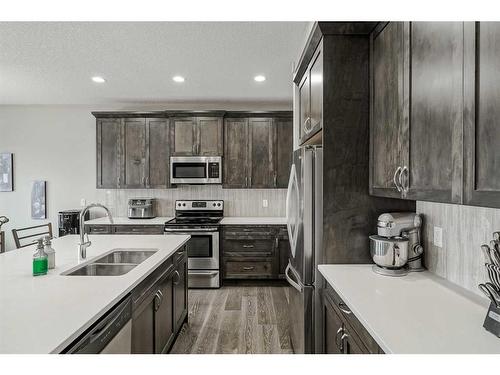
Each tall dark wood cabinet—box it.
[370,22,464,204]
[96,118,122,188]
[223,112,293,189]
[464,22,500,208]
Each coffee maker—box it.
[369,212,424,276]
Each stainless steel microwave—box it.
[170,156,222,184]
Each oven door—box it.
[164,228,219,270]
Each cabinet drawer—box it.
[85,225,112,234]
[324,285,380,354]
[223,226,275,240]
[223,239,275,257]
[113,225,164,235]
[224,261,273,278]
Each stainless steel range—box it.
[164,200,223,288]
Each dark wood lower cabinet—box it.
[222,225,289,280]
[131,247,188,354]
[321,285,382,354]
[85,224,164,235]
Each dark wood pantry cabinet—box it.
[369,22,464,204]
[464,22,500,208]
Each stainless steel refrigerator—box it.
[285,146,323,354]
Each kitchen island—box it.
[0,234,189,354]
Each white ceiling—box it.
[0,22,310,105]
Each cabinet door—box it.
[223,118,249,188]
[198,117,223,156]
[249,118,274,188]
[147,118,170,188]
[298,72,310,142]
[308,43,323,134]
[172,118,196,156]
[123,118,147,188]
[405,22,463,203]
[322,295,344,354]
[275,118,293,188]
[464,22,500,208]
[132,296,155,354]
[370,22,406,198]
[96,118,122,188]
[173,257,188,330]
[155,274,174,354]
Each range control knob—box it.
[182,203,186,207]
[217,203,221,207]
[213,203,216,207]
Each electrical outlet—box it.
[262,199,269,208]
[433,226,443,248]
[80,198,86,207]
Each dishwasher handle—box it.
[64,296,132,354]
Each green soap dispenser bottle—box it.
[33,238,48,276]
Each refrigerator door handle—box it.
[286,163,299,258]
[285,262,303,293]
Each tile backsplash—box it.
[96,185,287,218]
[417,201,500,296]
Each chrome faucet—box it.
[79,203,113,259]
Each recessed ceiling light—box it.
[254,75,266,82]
[91,76,106,83]
[172,76,185,83]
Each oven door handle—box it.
[164,227,219,232]
[189,270,219,276]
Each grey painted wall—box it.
[417,201,500,296]
[0,104,289,251]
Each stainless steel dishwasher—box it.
[65,296,132,354]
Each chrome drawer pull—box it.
[242,266,255,271]
[242,245,254,248]
[338,302,352,315]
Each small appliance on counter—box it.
[128,198,156,219]
[369,212,424,277]
[58,209,89,237]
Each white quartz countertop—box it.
[0,234,189,354]
[220,217,286,225]
[318,264,500,354]
[84,217,173,225]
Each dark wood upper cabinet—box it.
[198,117,223,156]
[275,118,294,188]
[171,116,223,156]
[298,40,323,145]
[464,22,500,208]
[123,118,147,188]
[370,22,405,198]
[146,118,170,188]
[404,22,463,203]
[223,114,292,189]
[370,22,464,204]
[248,118,274,188]
[223,118,249,188]
[171,117,196,156]
[96,118,122,188]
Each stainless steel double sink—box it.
[62,249,158,276]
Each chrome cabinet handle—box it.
[173,270,181,285]
[242,244,254,248]
[242,266,255,271]
[154,290,162,311]
[393,166,402,192]
[338,302,352,315]
[275,236,279,249]
[142,176,146,186]
[340,332,350,353]
[146,176,149,187]
[274,173,277,187]
[245,176,248,187]
[335,327,344,351]
[401,166,409,198]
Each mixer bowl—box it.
[369,235,409,269]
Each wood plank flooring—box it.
[170,282,294,354]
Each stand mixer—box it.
[369,212,424,276]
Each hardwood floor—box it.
[170,281,294,354]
